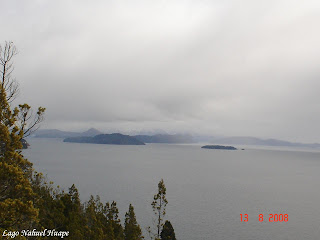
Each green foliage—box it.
[105,201,124,240]
[0,41,40,237]
[32,180,137,240]
[124,204,143,240]
[85,195,106,240]
[83,196,125,240]
[160,221,176,240]
[60,184,86,239]
[0,161,38,230]
[31,172,66,238]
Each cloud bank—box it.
[1,0,320,142]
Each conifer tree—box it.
[105,201,124,240]
[124,204,143,240]
[160,221,176,240]
[151,179,168,239]
[31,172,65,230]
[60,184,86,239]
[85,195,106,240]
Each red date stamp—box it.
[240,214,288,222]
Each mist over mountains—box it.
[134,134,195,144]
[31,128,320,148]
[33,128,195,144]
[32,128,102,138]
[210,136,320,148]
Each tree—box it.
[124,204,143,240]
[105,201,124,240]
[0,41,45,139]
[0,42,42,236]
[151,179,168,239]
[0,160,38,231]
[60,184,86,240]
[0,41,19,103]
[160,221,176,240]
[31,172,66,231]
[0,41,45,236]
[84,195,106,240]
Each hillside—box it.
[64,133,145,145]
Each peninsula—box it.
[63,133,145,145]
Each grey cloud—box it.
[2,0,320,142]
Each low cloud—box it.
[2,0,320,142]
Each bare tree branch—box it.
[0,41,19,103]
[0,41,45,140]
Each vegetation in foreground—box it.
[0,41,176,240]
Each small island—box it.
[201,145,237,150]
[64,133,145,145]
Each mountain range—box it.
[210,136,320,148]
[32,128,102,138]
[31,128,320,148]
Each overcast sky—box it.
[1,0,320,142]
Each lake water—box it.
[23,138,320,240]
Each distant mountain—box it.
[134,134,195,143]
[63,133,145,145]
[211,136,320,148]
[32,128,102,138]
[81,128,102,136]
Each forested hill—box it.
[63,133,145,145]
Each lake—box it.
[23,138,320,240]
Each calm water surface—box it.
[24,138,320,240]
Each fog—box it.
[1,0,320,142]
